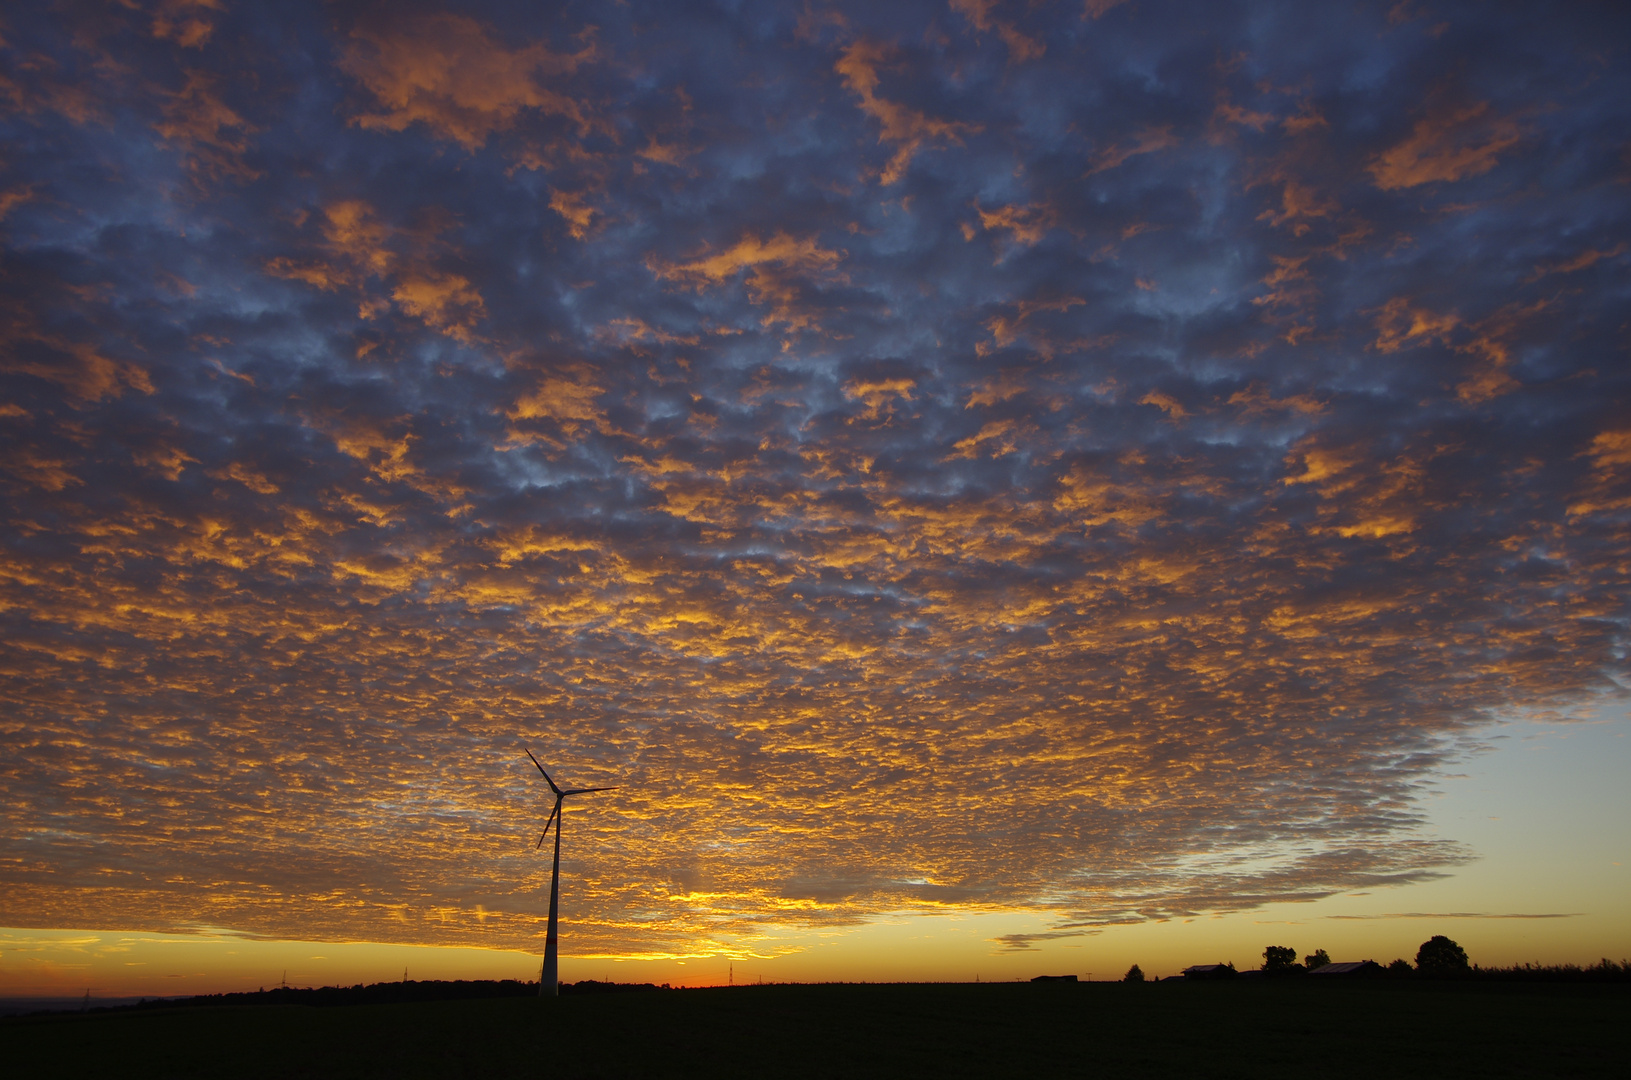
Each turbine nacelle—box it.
[526,749,620,848]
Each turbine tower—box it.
[525,748,617,997]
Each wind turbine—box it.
[525,748,618,997]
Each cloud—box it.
[973,201,1057,249]
[650,232,847,332]
[835,38,980,184]
[1083,1,1129,18]
[391,272,485,342]
[151,0,224,49]
[340,13,597,150]
[1525,243,1627,283]
[1085,126,1177,175]
[1369,99,1524,190]
[993,929,1095,951]
[153,70,260,185]
[0,0,1626,961]
[951,0,1045,64]
[1369,297,1458,354]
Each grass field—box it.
[6,980,1627,1078]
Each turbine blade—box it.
[534,802,560,849]
[524,748,563,796]
[562,786,620,795]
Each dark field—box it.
[6,980,1627,1078]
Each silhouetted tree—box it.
[1386,958,1413,977]
[1416,935,1470,977]
[1305,948,1330,970]
[1123,964,1144,983]
[1263,945,1298,972]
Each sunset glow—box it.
[2,1,1628,997]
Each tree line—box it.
[1122,938,1631,981]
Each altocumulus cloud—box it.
[1,0,1627,960]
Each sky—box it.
[1,0,1628,995]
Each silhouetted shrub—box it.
[1385,958,1413,978]
[1304,949,1330,971]
[1123,964,1144,983]
[1416,936,1470,978]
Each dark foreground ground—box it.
[6,980,1628,1078]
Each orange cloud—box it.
[267,201,486,341]
[151,0,223,49]
[654,233,844,285]
[1226,384,1324,418]
[951,0,1045,63]
[1252,255,1314,311]
[965,371,1030,409]
[1525,243,1626,283]
[1282,441,1360,489]
[212,462,281,495]
[0,47,106,125]
[1213,100,1275,132]
[549,189,600,240]
[1370,296,1458,353]
[981,295,1084,355]
[1257,180,1338,235]
[321,201,395,278]
[1,446,82,492]
[507,366,608,437]
[0,186,36,221]
[1452,299,1549,404]
[842,376,915,420]
[153,70,260,185]
[1282,438,1430,539]
[1,308,154,404]
[1585,429,1631,471]
[1282,99,1328,136]
[1566,428,1631,518]
[593,318,700,349]
[651,233,846,332]
[340,14,597,150]
[391,273,486,342]
[267,204,387,290]
[1052,464,1160,529]
[1369,100,1523,190]
[835,39,980,185]
[1138,390,1187,419]
[1085,126,1177,175]
[974,202,1056,248]
[947,418,1021,459]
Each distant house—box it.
[1180,964,1236,980]
[1309,961,1381,977]
[1030,974,1078,983]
